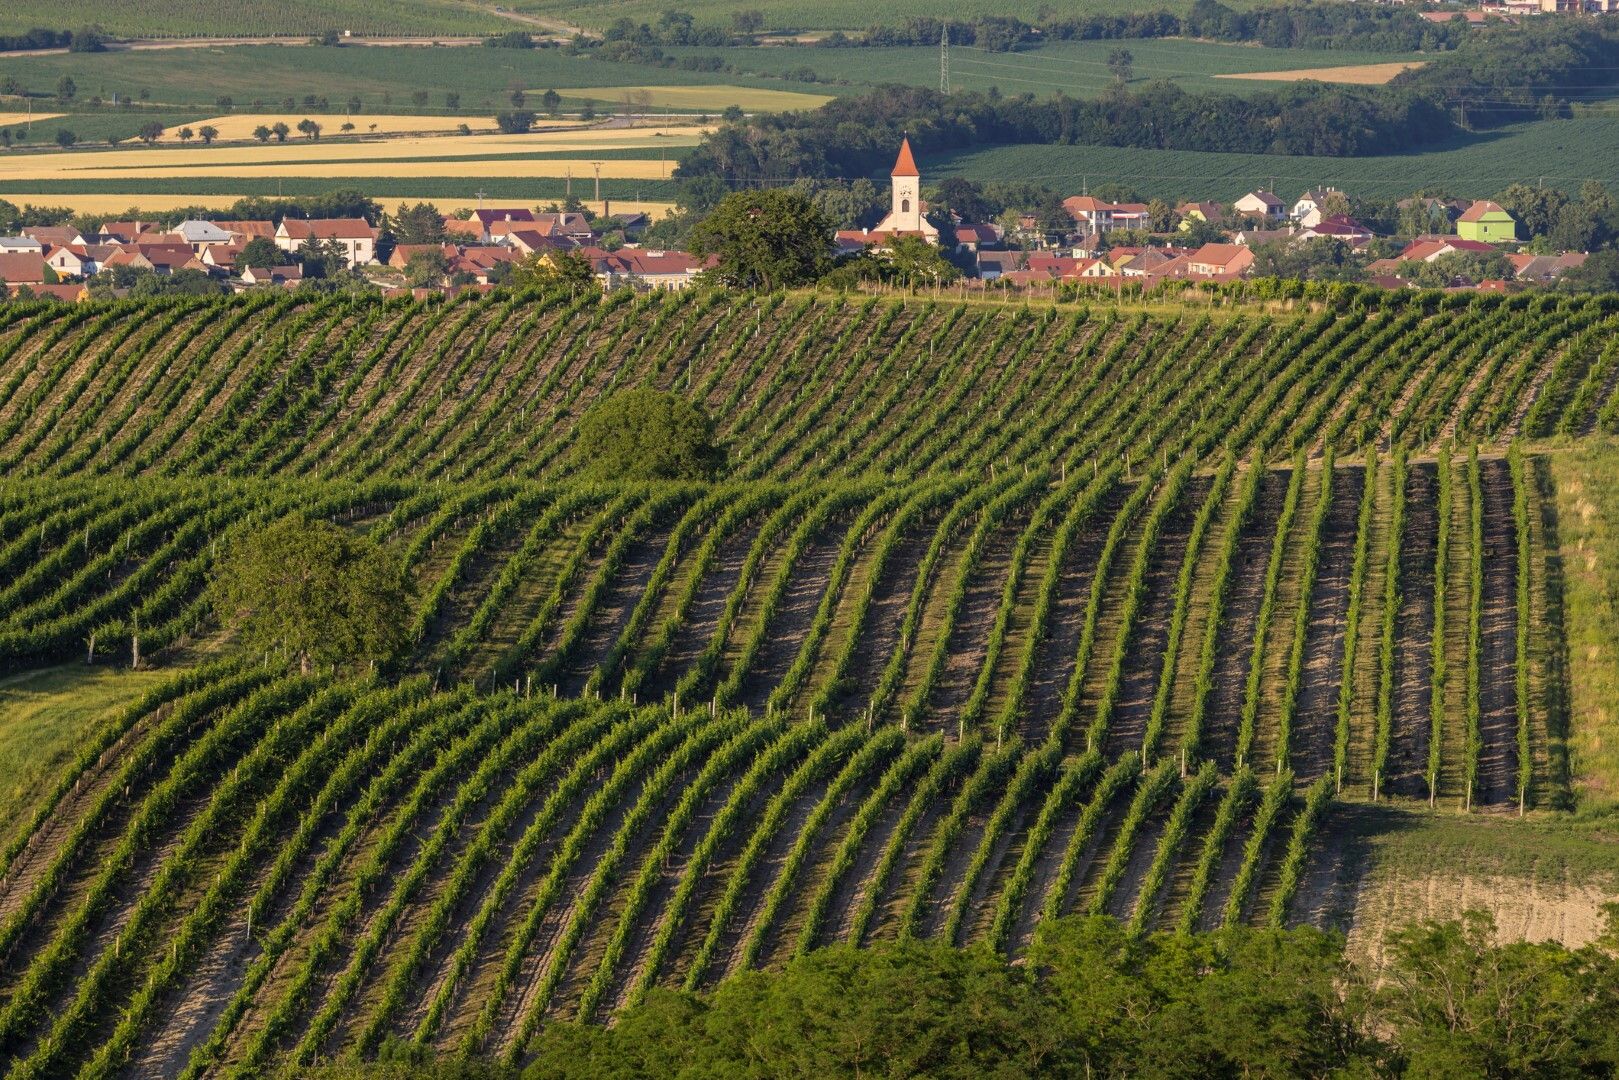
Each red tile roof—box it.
[891,137,920,178]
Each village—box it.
[0,138,1599,299]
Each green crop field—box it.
[930,115,1619,200]
[0,0,507,38]
[0,284,1617,1072]
[669,39,1426,98]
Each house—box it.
[871,138,940,244]
[953,223,1002,253]
[1292,187,1343,229]
[1506,251,1587,282]
[275,218,379,267]
[1300,215,1374,245]
[1233,191,1286,221]
[529,213,597,243]
[453,246,522,283]
[220,220,277,242]
[21,225,84,249]
[1394,237,1498,263]
[974,250,1022,281]
[171,220,238,254]
[43,244,93,278]
[1456,200,1518,243]
[0,236,43,255]
[0,252,47,285]
[93,221,159,245]
[1233,226,1295,248]
[1185,243,1255,278]
[28,283,89,302]
[1175,202,1223,229]
[240,264,304,287]
[590,248,710,290]
[389,243,461,270]
[131,242,202,275]
[1062,196,1150,234]
[472,207,536,243]
[200,243,244,272]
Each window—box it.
[901,198,910,213]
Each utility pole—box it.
[566,167,572,198]
[474,188,487,211]
[940,22,950,94]
[592,161,603,202]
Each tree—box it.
[239,236,282,269]
[688,189,832,290]
[733,9,765,34]
[55,129,77,148]
[198,125,219,145]
[411,90,430,108]
[1107,48,1134,83]
[390,201,447,245]
[570,389,725,481]
[496,110,536,134]
[137,121,165,145]
[253,125,272,143]
[877,235,962,287]
[404,248,449,287]
[296,118,322,141]
[1146,198,1175,232]
[216,95,234,111]
[542,88,562,115]
[56,75,76,102]
[445,91,461,110]
[507,249,597,290]
[1318,190,1353,219]
[509,87,527,109]
[68,27,107,52]
[271,122,291,143]
[1250,238,1366,283]
[177,127,195,144]
[210,515,408,675]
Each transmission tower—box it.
[940,22,950,94]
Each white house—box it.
[275,218,379,267]
[1234,191,1286,221]
[172,220,237,254]
[1292,187,1343,229]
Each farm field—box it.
[0,287,1616,1071]
[151,114,572,141]
[930,116,1619,200]
[677,39,1429,98]
[1214,60,1426,85]
[0,0,510,38]
[545,84,833,110]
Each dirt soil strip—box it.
[1204,470,1287,769]
[1105,477,1209,759]
[1389,462,1438,799]
[1292,464,1364,782]
[555,524,676,698]
[835,524,935,714]
[1476,457,1521,807]
[925,519,1024,722]
[733,526,847,713]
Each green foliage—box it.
[688,189,832,291]
[209,513,408,674]
[569,389,724,482]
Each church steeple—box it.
[891,136,920,178]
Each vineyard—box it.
[0,285,1611,1072]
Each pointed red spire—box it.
[891,136,920,178]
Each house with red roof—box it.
[275,218,379,267]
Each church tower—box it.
[888,136,922,232]
[873,136,938,242]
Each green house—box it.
[1456,200,1518,243]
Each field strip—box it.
[0,111,64,126]
[546,84,834,110]
[0,158,680,181]
[1215,62,1426,85]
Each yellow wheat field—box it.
[156,114,590,142]
[548,84,833,111]
[1215,61,1426,85]
[0,111,64,127]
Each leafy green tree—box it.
[1379,910,1618,1078]
[496,110,536,134]
[56,75,76,102]
[570,389,724,481]
[177,126,194,143]
[507,249,597,290]
[210,515,408,675]
[541,88,562,115]
[1494,183,1566,240]
[54,129,77,148]
[296,118,322,141]
[1250,238,1366,283]
[137,121,164,145]
[732,9,765,34]
[198,125,219,145]
[689,189,832,290]
[253,125,272,143]
[390,201,447,245]
[1409,249,1513,288]
[445,91,461,110]
[1107,47,1134,82]
[404,248,449,287]
[271,122,291,143]
[239,236,283,269]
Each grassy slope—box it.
[1546,441,1619,813]
[0,664,170,853]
